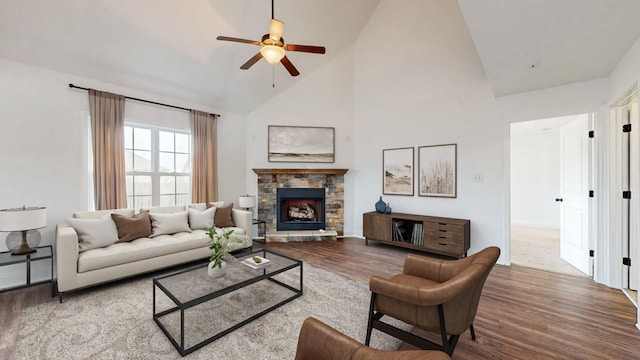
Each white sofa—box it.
[56,203,252,301]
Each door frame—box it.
[507,114,595,275]
[608,84,639,301]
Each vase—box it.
[385,203,392,214]
[208,260,227,278]
[375,196,386,213]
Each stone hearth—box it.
[253,168,348,241]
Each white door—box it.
[628,103,639,290]
[559,116,592,275]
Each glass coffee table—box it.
[153,249,303,356]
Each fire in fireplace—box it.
[276,188,326,231]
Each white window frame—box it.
[124,123,191,210]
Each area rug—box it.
[16,263,408,359]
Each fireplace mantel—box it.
[253,168,348,183]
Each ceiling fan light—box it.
[260,45,286,65]
[269,19,285,42]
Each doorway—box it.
[510,114,592,277]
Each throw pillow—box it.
[214,203,235,228]
[149,211,192,237]
[111,210,152,243]
[67,215,119,251]
[188,207,216,230]
[206,201,225,209]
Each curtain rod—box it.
[68,84,220,118]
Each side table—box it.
[0,245,54,296]
[252,219,266,243]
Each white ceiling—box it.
[1,0,639,114]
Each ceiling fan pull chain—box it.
[272,65,276,88]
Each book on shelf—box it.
[411,223,424,246]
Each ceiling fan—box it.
[216,0,326,76]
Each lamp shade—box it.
[238,195,257,209]
[260,45,286,64]
[269,19,285,42]
[0,206,47,231]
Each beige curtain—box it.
[191,110,219,203]
[89,89,127,210]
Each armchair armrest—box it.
[296,317,452,360]
[56,223,80,292]
[369,275,454,306]
[231,209,253,239]
[295,317,360,360]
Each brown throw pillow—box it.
[213,203,235,228]
[111,210,152,243]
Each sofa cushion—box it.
[214,203,235,228]
[76,228,251,273]
[111,210,152,243]
[73,208,135,220]
[141,205,186,214]
[77,230,209,272]
[188,207,216,230]
[207,201,225,209]
[67,215,119,251]
[149,211,191,237]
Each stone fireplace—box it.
[253,168,348,241]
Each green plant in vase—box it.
[205,227,249,277]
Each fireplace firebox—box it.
[276,188,325,231]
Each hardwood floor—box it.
[2,238,640,359]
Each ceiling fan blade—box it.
[216,36,261,46]
[281,56,300,76]
[284,44,326,54]
[240,53,263,70]
[269,19,285,43]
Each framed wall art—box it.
[268,126,335,163]
[383,147,414,196]
[418,144,457,198]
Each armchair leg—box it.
[367,296,462,356]
[470,323,476,341]
[365,293,376,346]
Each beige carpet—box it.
[16,263,407,359]
[511,226,587,277]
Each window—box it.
[124,125,191,210]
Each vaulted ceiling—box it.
[1,0,639,114]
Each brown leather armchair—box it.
[295,317,452,360]
[365,247,500,356]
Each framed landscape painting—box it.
[268,126,335,163]
[418,144,457,198]
[383,147,414,196]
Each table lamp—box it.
[0,206,47,255]
[238,195,257,214]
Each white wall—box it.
[497,78,609,123]
[352,0,507,261]
[246,1,510,264]
[510,122,562,228]
[0,58,246,287]
[610,37,640,102]
[245,46,356,229]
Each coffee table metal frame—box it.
[152,249,303,356]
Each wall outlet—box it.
[472,173,483,182]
